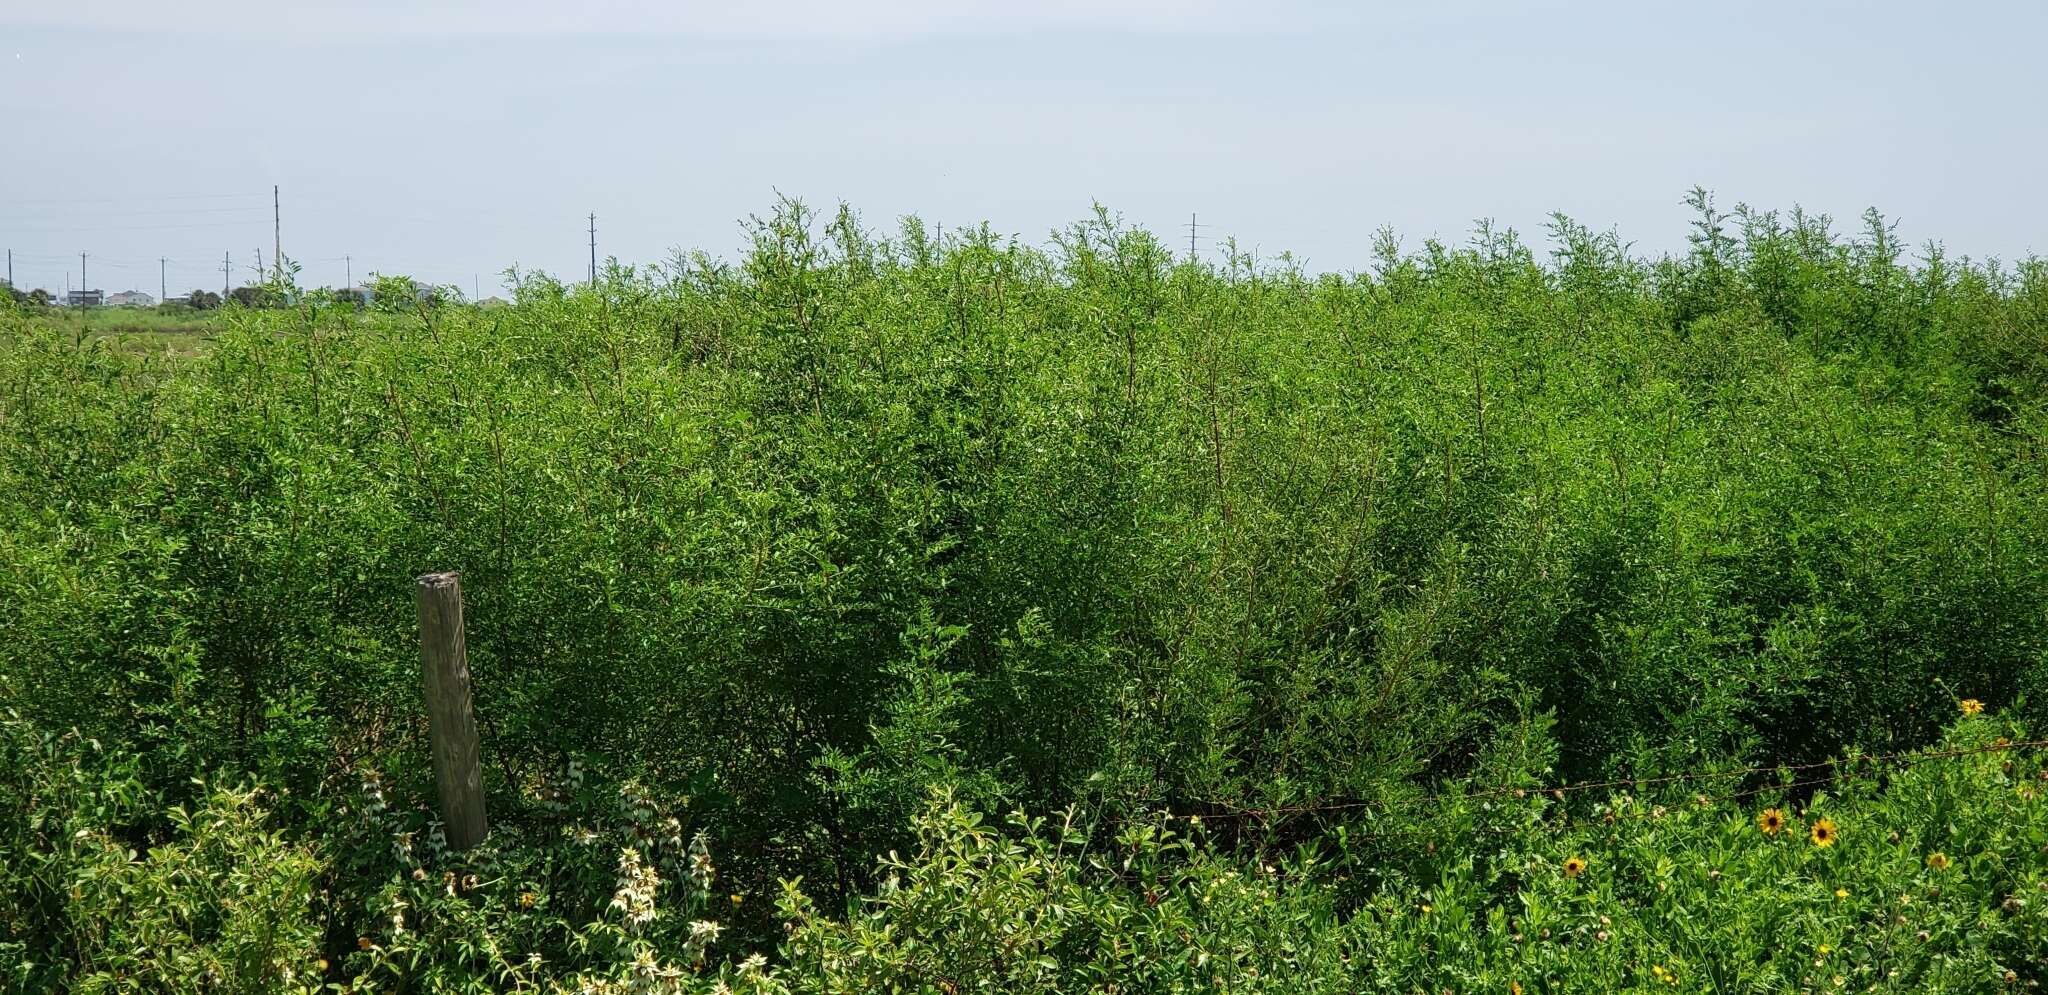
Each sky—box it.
[2,0,2044,297]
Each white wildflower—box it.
[610,847,661,931]
[682,918,724,961]
[687,831,716,890]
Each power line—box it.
[0,192,265,207]
[4,250,232,264]
[2,220,272,234]
[280,197,526,234]
[0,206,271,220]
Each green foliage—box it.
[0,713,324,993]
[6,707,2044,992]
[227,285,282,309]
[362,273,449,312]
[0,285,51,311]
[758,798,1344,993]
[327,759,730,994]
[761,712,2048,992]
[1322,708,2048,992]
[3,195,2048,989]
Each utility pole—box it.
[160,258,167,302]
[587,213,597,285]
[273,184,282,284]
[345,254,351,289]
[5,249,11,289]
[80,252,87,299]
[254,248,264,284]
[1186,213,1205,262]
[222,251,231,297]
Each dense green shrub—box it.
[326,758,731,994]
[11,708,2042,992]
[0,713,323,993]
[2,195,2047,987]
[759,709,2048,992]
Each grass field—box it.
[3,197,2047,992]
[11,304,225,356]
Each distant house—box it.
[66,289,105,307]
[107,290,156,307]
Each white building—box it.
[107,290,156,307]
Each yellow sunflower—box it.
[1810,817,1838,848]
[1757,807,1786,835]
[1960,698,1985,716]
[1563,855,1587,878]
[1926,852,1950,870]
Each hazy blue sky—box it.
[2,0,2042,296]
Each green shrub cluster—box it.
[6,707,2045,991]
[2,194,2046,988]
[772,708,2048,992]
[0,713,323,992]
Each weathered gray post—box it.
[415,571,487,850]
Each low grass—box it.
[8,305,224,355]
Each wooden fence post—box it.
[415,571,487,850]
